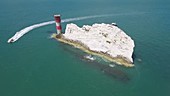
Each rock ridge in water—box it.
[59,23,135,67]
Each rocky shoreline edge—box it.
[52,34,134,67]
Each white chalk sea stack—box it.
[60,23,135,67]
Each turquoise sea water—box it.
[0,0,170,96]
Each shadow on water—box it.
[82,58,130,83]
[58,41,130,83]
[132,51,143,63]
[132,53,136,61]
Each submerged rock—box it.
[58,23,135,67]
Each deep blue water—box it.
[0,0,170,96]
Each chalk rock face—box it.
[63,23,135,63]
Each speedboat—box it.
[7,39,14,43]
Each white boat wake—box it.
[7,12,147,43]
[7,21,55,43]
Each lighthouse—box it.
[54,15,62,35]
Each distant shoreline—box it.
[52,34,134,67]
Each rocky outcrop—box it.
[59,23,135,67]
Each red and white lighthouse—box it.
[54,15,62,34]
